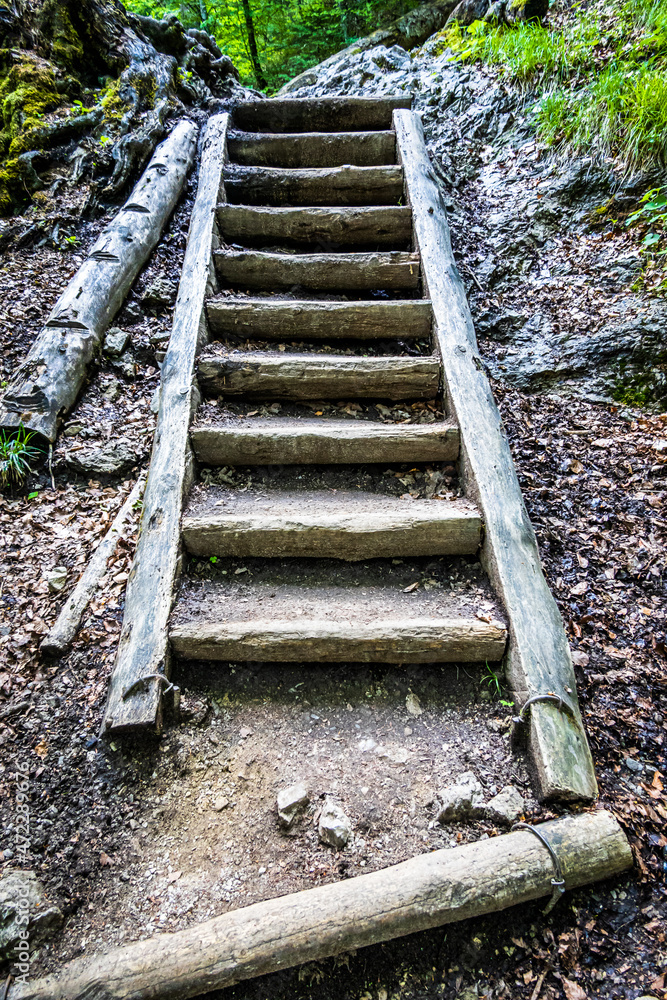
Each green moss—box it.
[100,78,126,122]
[0,54,62,157]
[611,355,667,409]
[0,157,22,215]
[37,0,84,70]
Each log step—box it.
[231,97,412,134]
[170,557,506,662]
[181,488,481,560]
[196,351,440,400]
[191,418,459,465]
[223,165,404,207]
[216,205,413,247]
[227,130,397,168]
[213,250,420,291]
[206,298,432,341]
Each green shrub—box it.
[0,425,42,488]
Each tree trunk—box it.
[0,0,243,216]
[240,0,267,89]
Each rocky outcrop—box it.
[283,25,665,409]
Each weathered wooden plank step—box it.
[181,488,480,559]
[216,205,412,247]
[171,617,506,663]
[197,351,440,400]
[232,96,412,134]
[170,556,504,661]
[227,130,396,167]
[191,418,459,465]
[214,250,420,291]
[206,297,432,340]
[223,165,403,206]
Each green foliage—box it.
[435,0,667,172]
[0,426,42,489]
[124,0,421,90]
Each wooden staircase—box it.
[103,97,597,811]
[20,97,633,1000]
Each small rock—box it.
[624,757,643,773]
[103,327,130,358]
[212,797,229,812]
[406,691,422,717]
[318,800,352,850]
[63,423,84,437]
[142,278,177,310]
[277,781,309,828]
[44,566,68,593]
[123,301,143,325]
[437,771,485,823]
[484,785,525,825]
[0,871,63,960]
[103,378,120,401]
[239,726,253,739]
[69,441,138,476]
[150,386,161,414]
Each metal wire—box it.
[512,821,567,915]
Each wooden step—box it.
[170,557,506,662]
[216,205,412,247]
[191,418,459,465]
[206,298,432,341]
[181,489,481,560]
[197,351,440,400]
[231,97,412,134]
[213,250,420,291]
[227,130,396,168]
[171,617,507,663]
[224,165,404,207]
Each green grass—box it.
[0,425,41,488]
[437,0,667,171]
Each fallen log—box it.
[102,114,229,735]
[0,121,198,444]
[394,109,598,803]
[41,474,146,657]
[10,811,631,1000]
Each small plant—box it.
[482,662,514,707]
[62,234,80,249]
[0,426,42,488]
[98,135,112,146]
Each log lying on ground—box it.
[216,205,412,247]
[0,122,197,443]
[224,164,403,206]
[197,352,440,400]
[394,110,598,803]
[10,810,631,1000]
[206,298,432,340]
[41,474,146,657]
[232,96,411,133]
[227,130,396,167]
[214,250,421,291]
[102,114,229,736]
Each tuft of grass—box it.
[0,425,42,488]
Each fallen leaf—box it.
[99,852,113,867]
[563,979,588,1000]
[167,870,182,883]
[33,739,48,758]
[403,581,419,593]
[406,692,422,717]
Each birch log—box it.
[10,811,631,1000]
[0,121,197,443]
[41,474,146,656]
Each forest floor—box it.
[0,111,666,1000]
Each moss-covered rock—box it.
[37,0,85,70]
[0,53,63,158]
